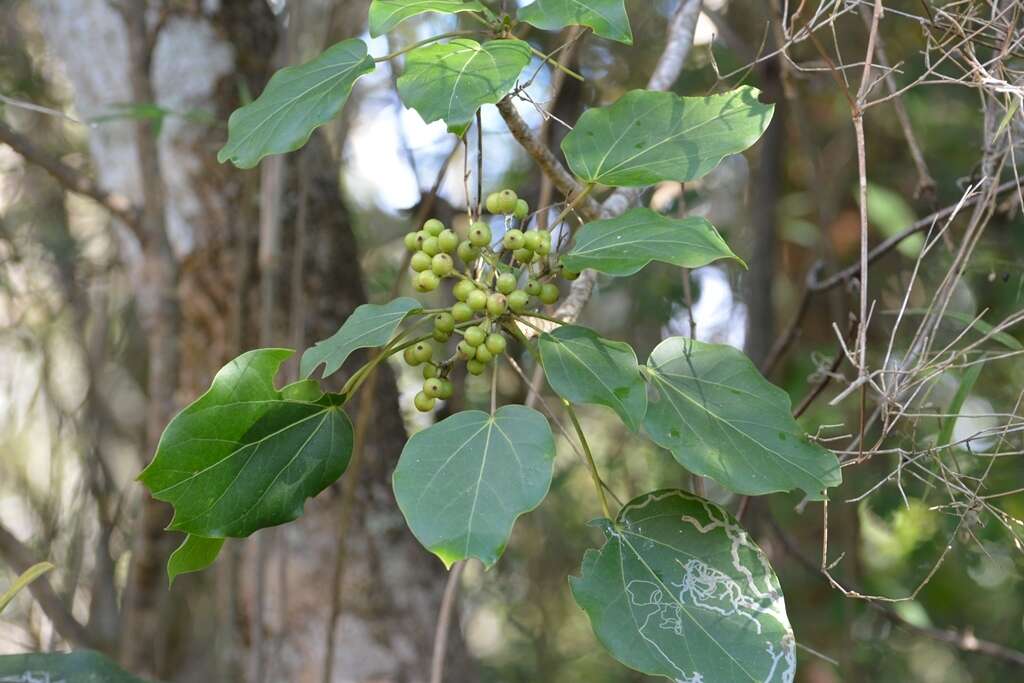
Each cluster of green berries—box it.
[400,189,581,412]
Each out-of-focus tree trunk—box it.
[36,1,469,681]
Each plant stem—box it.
[549,183,596,232]
[564,400,613,520]
[529,46,584,82]
[374,31,479,63]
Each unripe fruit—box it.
[423,218,445,237]
[498,189,518,214]
[508,289,529,313]
[485,192,502,215]
[561,266,580,280]
[496,272,517,295]
[414,391,436,412]
[523,231,541,252]
[525,279,542,296]
[433,329,451,343]
[464,325,486,347]
[485,333,507,355]
[423,364,438,379]
[466,289,488,311]
[451,302,474,322]
[457,240,480,263]
[457,340,475,359]
[410,251,432,272]
[415,230,430,247]
[437,229,459,253]
[486,292,508,317]
[469,221,492,248]
[412,341,433,363]
[416,270,440,292]
[536,230,552,256]
[453,278,476,302]
[438,378,454,400]
[513,248,534,264]
[423,378,444,399]
[503,229,525,250]
[421,236,440,256]
[434,312,456,334]
[475,346,493,363]
[431,253,454,277]
[404,232,420,251]
[467,359,486,376]
[514,198,529,221]
[539,282,560,305]
[403,347,420,366]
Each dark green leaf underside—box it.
[0,651,158,683]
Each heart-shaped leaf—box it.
[563,207,743,277]
[218,39,375,169]
[393,405,555,568]
[397,38,532,135]
[539,325,646,430]
[562,87,775,187]
[519,0,632,44]
[139,349,354,538]
[0,651,158,682]
[644,338,841,498]
[301,297,421,379]
[571,489,796,683]
[369,0,486,37]
[167,535,225,586]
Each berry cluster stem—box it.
[564,400,613,520]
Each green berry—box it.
[414,391,436,412]
[560,265,580,280]
[525,279,542,296]
[514,198,529,221]
[464,326,486,347]
[416,270,440,292]
[423,364,438,379]
[503,229,525,250]
[523,231,541,252]
[467,289,488,311]
[457,340,475,359]
[438,379,454,400]
[496,272,517,295]
[434,312,456,334]
[433,329,451,343]
[498,189,518,214]
[467,359,486,376]
[539,283,560,305]
[410,251,432,273]
[404,232,420,251]
[469,221,492,248]
[475,346,494,363]
[535,239,551,257]
[423,378,444,399]
[453,279,476,302]
[403,347,420,366]
[437,229,458,253]
[486,293,508,317]
[423,219,445,237]
[485,192,502,214]
[513,248,534,264]
[412,341,433,363]
[421,236,440,256]
[431,253,454,277]
[451,302,474,322]
[457,240,480,263]
[508,289,529,313]
[485,333,506,355]
[415,230,430,247]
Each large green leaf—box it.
[393,405,555,568]
[167,535,225,586]
[519,0,632,44]
[139,349,354,538]
[563,207,744,277]
[0,562,53,614]
[300,297,421,379]
[571,490,796,683]
[562,87,775,187]
[218,39,375,169]
[0,651,157,682]
[369,0,486,37]
[397,38,532,135]
[539,325,646,431]
[644,338,841,498]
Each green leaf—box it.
[937,362,984,449]
[218,39,375,169]
[397,38,532,135]
[562,207,744,277]
[571,490,796,683]
[644,338,841,498]
[0,651,158,682]
[519,0,632,44]
[562,87,775,187]
[393,405,555,568]
[300,297,422,379]
[369,0,486,37]
[539,325,646,431]
[0,562,54,614]
[167,535,225,586]
[139,349,354,538]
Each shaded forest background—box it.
[1,1,1024,682]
